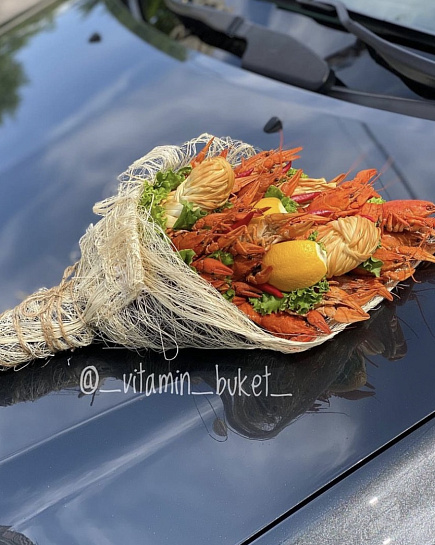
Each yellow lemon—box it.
[263,240,327,292]
[254,197,287,215]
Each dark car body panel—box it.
[1,286,435,545]
[0,1,434,543]
[253,417,435,544]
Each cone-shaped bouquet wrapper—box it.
[0,135,415,368]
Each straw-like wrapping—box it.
[0,134,398,368]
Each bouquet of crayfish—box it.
[1,134,434,369]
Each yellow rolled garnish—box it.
[164,157,235,227]
[316,216,380,277]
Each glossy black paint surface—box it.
[252,417,435,544]
[0,1,434,544]
[1,273,435,545]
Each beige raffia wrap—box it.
[0,135,394,369]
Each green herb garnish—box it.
[177,249,196,266]
[360,256,384,277]
[249,278,330,316]
[264,185,298,213]
[208,250,234,266]
[173,201,207,230]
[367,197,386,204]
[138,183,170,229]
[222,288,236,301]
[139,167,191,229]
[155,167,191,192]
[286,168,308,179]
[250,292,284,315]
[213,201,234,213]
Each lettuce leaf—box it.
[138,183,170,228]
[155,166,191,192]
[139,167,191,229]
[250,278,330,315]
[208,250,234,266]
[250,293,286,315]
[367,197,386,204]
[173,201,207,230]
[285,278,330,314]
[222,288,235,301]
[213,201,234,213]
[264,185,298,213]
[286,167,308,179]
[360,256,383,277]
[177,249,196,266]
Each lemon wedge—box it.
[263,240,327,292]
[254,197,287,215]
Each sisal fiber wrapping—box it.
[0,135,393,369]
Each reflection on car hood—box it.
[0,1,434,543]
[1,271,435,544]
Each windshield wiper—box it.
[163,0,334,92]
[160,0,435,120]
[274,0,435,93]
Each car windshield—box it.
[324,0,435,35]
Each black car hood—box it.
[0,1,435,544]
